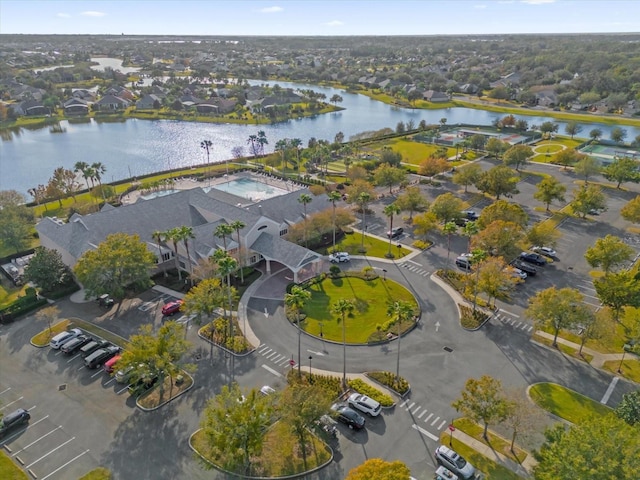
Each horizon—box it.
[1,0,639,36]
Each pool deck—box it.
[121,171,307,205]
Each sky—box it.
[1,0,639,36]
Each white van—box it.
[49,328,82,349]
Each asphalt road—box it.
[2,161,639,480]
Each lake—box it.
[1,78,638,196]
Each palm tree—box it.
[284,285,312,378]
[201,139,213,179]
[91,162,106,189]
[387,300,415,382]
[176,226,195,280]
[152,230,168,278]
[327,191,342,253]
[331,298,355,387]
[356,192,371,252]
[212,249,238,386]
[73,161,92,191]
[470,248,488,313]
[275,138,289,174]
[442,221,458,270]
[298,193,313,249]
[166,227,183,281]
[462,221,479,254]
[257,130,269,156]
[383,202,401,258]
[290,138,302,176]
[247,134,259,159]
[214,223,235,251]
[229,220,246,284]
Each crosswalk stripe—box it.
[266,351,279,360]
[412,405,422,415]
[424,413,434,423]
[431,416,441,426]
[261,348,273,356]
[417,409,428,419]
[437,420,447,430]
[400,399,410,408]
[406,402,415,411]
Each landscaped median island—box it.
[288,270,420,344]
[528,382,612,424]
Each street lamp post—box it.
[618,343,632,373]
[382,269,387,281]
[308,355,313,377]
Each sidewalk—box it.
[450,429,536,478]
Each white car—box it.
[347,393,381,417]
[532,246,557,258]
[506,267,527,281]
[260,385,276,396]
[329,252,351,263]
[49,328,83,349]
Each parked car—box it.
[505,267,527,281]
[80,339,110,357]
[454,217,469,227]
[103,354,122,374]
[435,465,459,480]
[60,334,92,354]
[128,373,159,396]
[348,393,381,417]
[387,227,404,238]
[115,365,135,384]
[510,259,537,276]
[49,328,83,349]
[0,408,31,436]
[260,385,276,396]
[519,252,547,266]
[162,299,184,316]
[461,210,479,221]
[329,252,351,263]
[330,403,366,430]
[455,254,472,270]
[435,445,476,479]
[531,246,557,258]
[84,345,120,369]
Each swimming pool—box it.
[212,177,289,201]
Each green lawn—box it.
[453,418,528,464]
[324,232,412,258]
[31,318,129,349]
[31,319,71,346]
[529,382,612,424]
[602,358,640,383]
[78,468,112,480]
[0,451,28,480]
[302,275,418,343]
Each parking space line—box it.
[0,387,11,395]
[430,416,441,426]
[13,426,63,456]
[0,396,24,410]
[116,385,130,395]
[40,449,91,480]
[77,366,85,371]
[67,354,81,364]
[104,377,116,386]
[437,420,447,430]
[424,413,434,423]
[412,424,439,441]
[1,416,48,444]
[55,350,64,357]
[26,437,75,469]
[90,369,104,379]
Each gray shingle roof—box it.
[250,232,320,269]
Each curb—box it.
[136,370,196,412]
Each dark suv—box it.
[61,334,92,354]
[84,345,120,369]
[511,259,537,276]
[0,408,31,436]
[387,227,404,239]
[330,403,366,430]
[519,252,546,266]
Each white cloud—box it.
[57,13,71,18]
[324,20,344,27]
[259,6,283,13]
[474,4,487,9]
[81,11,106,17]
[521,0,556,4]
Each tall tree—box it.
[570,184,607,218]
[503,144,533,171]
[166,227,183,281]
[0,190,33,253]
[462,220,479,253]
[564,121,583,140]
[418,156,449,177]
[534,177,567,211]
[476,256,517,308]
[284,285,312,378]
[526,222,561,250]
[442,221,458,270]
[90,162,106,191]
[356,192,371,252]
[395,186,429,220]
[475,165,519,200]
[229,220,246,284]
[621,195,640,223]
[472,220,525,260]
[345,458,411,480]
[502,389,545,454]
[610,126,627,144]
[412,211,438,242]
[574,155,601,184]
[199,384,273,476]
[486,138,509,159]
[373,164,406,194]
[176,225,195,279]
[73,161,94,191]
[589,128,603,142]
[200,139,213,177]
[430,192,464,223]
[585,234,634,274]
[35,305,61,339]
[327,191,342,252]
[602,157,640,189]
[387,300,415,382]
[453,163,482,193]
[533,414,640,480]
[298,193,313,249]
[214,223,235,251]
[615,391,640,426]
[452,375,511,440]
[477,199,528,229]
[256,130,268,156]
[23,247,72,292]
[383,202,401,257]
[331,298,355,387]
[182,277,226,326]
[525,287,584,346]
[151,230,168,278]
[74,233,156,301]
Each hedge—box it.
[347,378,394,407]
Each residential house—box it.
[195,97,236,114]
[94,94,130,111]
[14,99,49,116]
[136,94,162,110]
[63,98,90,115]
[423,90,449,103]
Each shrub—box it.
[459,304,489,329]
[412,240,431,250]
[366,371,410,395]
[287,369,343,398]
[347,378,394,407]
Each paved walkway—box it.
[450,429,536,478]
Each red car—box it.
[162,299,184,316]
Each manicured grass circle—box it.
[300,275,418,344]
